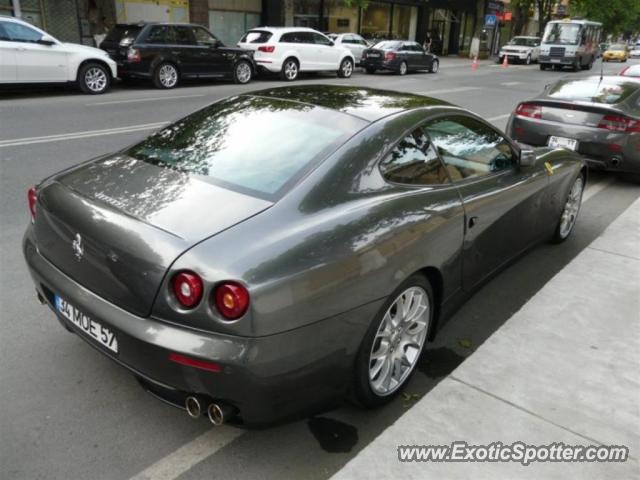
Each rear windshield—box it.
[372,41,401,50]
[104,25,142,45]
[547,79,639,105]
[126,96,364,198]
[240,30,272,44]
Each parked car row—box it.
[1,17,441,95]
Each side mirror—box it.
[38,34,56,46]
[329,41,335,47]
[519,149,536,167]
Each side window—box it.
[3,22,43,43]
[354,35,367,46]
[0,22,9,41]
[146,26,167,44]
[379,128,451,186]
[311,32,332,46]
[167,26,194,45]
[424,116,516,181]
[192,27,217,46]
[280,32,300,43]
[412,42,425,53]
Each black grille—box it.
[550,47,565,58]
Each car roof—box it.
[245,85,451,122]
[247,26,319,33]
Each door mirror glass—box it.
[38,34,56,45]
[519,149,536,167]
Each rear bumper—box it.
[361,58,399,71]
[23,229,380,426]
[509,115,640,174]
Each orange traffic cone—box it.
[472,55,478,71]
[502,55,509,68]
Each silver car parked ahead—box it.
[507,75,640,175]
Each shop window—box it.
[323,0,358,34]
[391,4,412,40]
[360,1,391,41]
[209,10,261,46]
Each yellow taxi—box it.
[603,44,629,62]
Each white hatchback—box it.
[238,27,355,81]
[0,15,117,94]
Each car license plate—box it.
[367,53,380,58]
[55,295,118,353]
[550,58,561,63]
[548,136,578,151]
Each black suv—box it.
[100,23,255,88]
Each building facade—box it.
[4,0,498,57]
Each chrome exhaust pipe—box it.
[185,396,202,419]
[207,403,235,426]
[36,291,46,305]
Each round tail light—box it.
[214,282,249,320]
[28,186,37,220]
[172,271,203,309]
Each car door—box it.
[190,26,226,77]
[4,22,68,82]
[0,22,18,82]
[165,25,198,76]
[311,31,339,69]
[285,31,316,70]
[398,42,414,68]
[423,114,550,290]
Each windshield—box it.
[126,96,364,198]
[509,37,538,46]
[609,44,626,51]
[372,41,401,50]
[542,23,581,45]
[547,79,639,105]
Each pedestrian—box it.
[424,32,432,53]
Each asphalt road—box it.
[1,57,639,480]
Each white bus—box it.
[539,19,602,71]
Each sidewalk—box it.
[332,199,640,479]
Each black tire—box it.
[152,62,179,89]
[337,58,354,78]
[551,174,585,244]
[233,60,253,84]
[572,59,580,72]
[365,67,376,74]
[280,57,299,81]
[397,61,408,75]
[497,56,504,64]
[77,62,110,94]
[540,63,548,70]
[428,59,439,73]
[353,274,434,408]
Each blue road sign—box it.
[485,14,497,27]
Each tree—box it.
[536,0,559,35]
[571,0,640,37]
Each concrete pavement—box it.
[332,199,640,479]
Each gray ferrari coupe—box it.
[23,86,586,426]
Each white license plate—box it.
[548,136,578,151]
[550,58,561,63]
[367,53,380,58]
[55,295,119,353]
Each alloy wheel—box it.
[159,64,178,88]
[558,176,584,239]
[368,286,429,396]
[431,60,439,73]
[84,67,107,93]
[399,61,407,75]
[340,59,353,78]
[284,60,298,80]
[235,62,252,84]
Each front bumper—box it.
[499,51,530,62]
[23,230,381,426]
[538,55,577,65]
[508,115,640,174]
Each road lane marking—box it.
[128,427,244,480]
[500,81,522,86]
[418,87,480,95]
[88,94,205,106]
[0,122,167,148]
[487,113,511,122]
[583,178,614,202]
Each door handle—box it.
[468,216,479,229]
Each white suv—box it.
[238,27,355,81]
[0,16,117,94]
